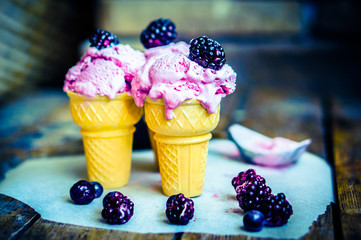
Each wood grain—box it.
[332,98,361,240]
[0,193,40,240]
[18,218,175,240]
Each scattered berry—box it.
[89,29,119,50]
[243,210,265,232]
[140,18,177,49]
[262,193,293,226]
[90,181,103,198]
[232,169,293,226]
[70,180,95,204]
[235,173,271,212]
[188,36,226,70]
[232,169,257,188]
[165,193,194,225]
[101,191,134,224]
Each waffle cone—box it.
[144,98,220,197]
[148,128,159,169]
[67,91,143,188]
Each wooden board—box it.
[332,98,361,240]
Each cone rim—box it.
[66,91,133,101]
[145,97,202,106]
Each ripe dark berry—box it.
[262,193,293,226]
[236,175,271,212]
[188,36,226,70]
[70,180,95,205]
[90,181,103,198]
[89,29,119,50]
[232,169,257,189]
[101,191,134,224]
[243,210,265,232]
[232,169,293,227]
[140,18,177,49]
[165,193,194,225]
[233,169,271,212]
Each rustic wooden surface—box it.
[0,85,340,239]
[331,98,361,240]
[0,193,40,239]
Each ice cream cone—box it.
[67,91,143,188]
[144,98,220,197]
[147,128,159,169]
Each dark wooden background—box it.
[1,0,361,239]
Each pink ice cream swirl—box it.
[144,41,190,60]
[64,44,146,99]
[131,53,236,120]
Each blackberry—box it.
[243,210,265,232]
[236,176,272,212]
[261,193,293,226]
[90,181,103,198]
[89,29,119,50]
[101,191,134,224]
[232,169,257,189]
[188,36,226,70]
[140,18,177,49]
[70,180,96,205]
[232,169,293,227]
[232,169,271,212]
[165,193,194,225]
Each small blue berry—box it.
[243,210,265,232]
[91,181,103,198]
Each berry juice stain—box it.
[227,194,237,201]
[212,193,219,198]
[231,208,242,214]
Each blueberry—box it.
[90,181,103,198]
[70,180,95,204]
[243,210,265,232]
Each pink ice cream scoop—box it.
[132,52,236,119]
[144,41,189,60]
[131,41,190,107]
[64,44,146,99]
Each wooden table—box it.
[1,43,360,239]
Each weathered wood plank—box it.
[0,193,40,240]
[18,218,175,240]
[301,203,334,240]
[332,98,361,240]
[241,86,326,158]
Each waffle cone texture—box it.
[67,91,143,188]
[145,98,220,197]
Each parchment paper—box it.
[0,139,334,239]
